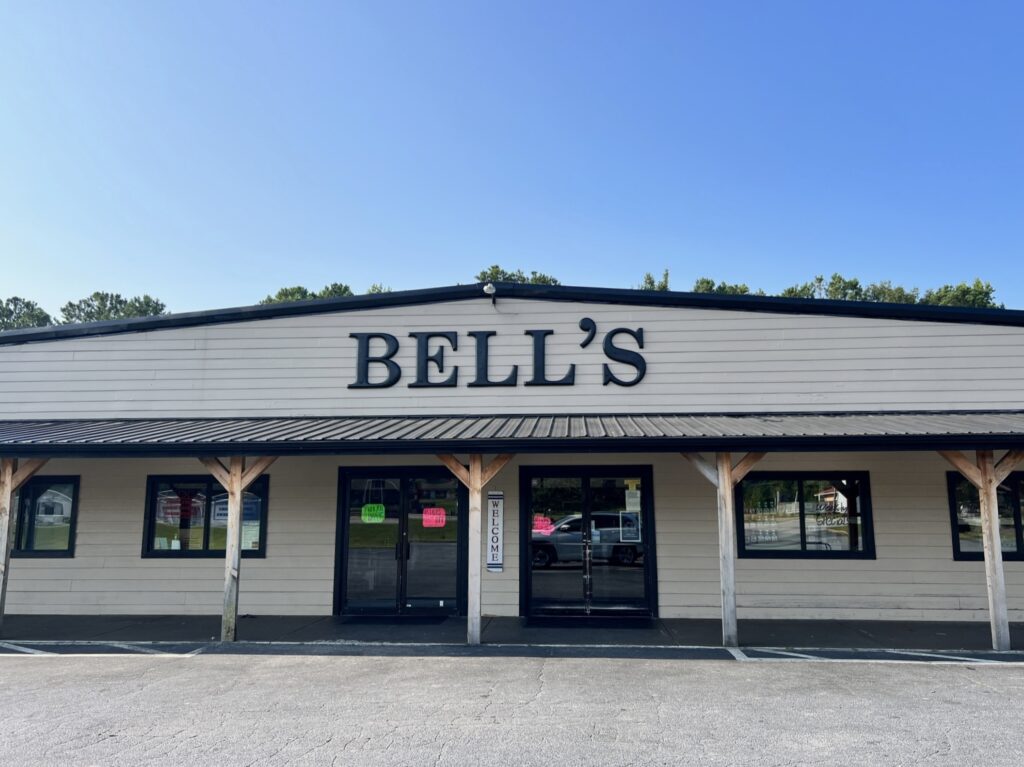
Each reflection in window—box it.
[738,473,874,558]
[947,473,1023,560]
[145,475,269,557]
[14,477,79,556]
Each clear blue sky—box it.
[1,1,1021,314]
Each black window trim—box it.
[735,471,876,560]
[946,470,1024,562]
[142,474,270,559]
[12,475,80,559]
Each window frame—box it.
[735,471,876,560]
[12,475,80,558]
[142,474,270,559]
[946,471,1024,562]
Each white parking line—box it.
[753,648,821,660]
[885,649,998,664]
[726,647,749,661]
[0,641,53,655]
[104,642,169,655]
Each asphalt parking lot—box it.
[2,643,1024,766]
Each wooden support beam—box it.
[0,458,49,633]
[198,456,277,642]
[730,452,766,485]
[994,449,1024,486]
[938,448,1019,651]
[938,450,983,489]
[977,450,1011,651]
[681,453,719,488]
[436,453,515,645]
[715,453,738,646]
[436,454,471,488]
[683,451,765,647]
[199,457,232,490]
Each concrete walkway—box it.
[3,614,1023,650]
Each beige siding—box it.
[1,300,1023,417]
[6,452,1023,623]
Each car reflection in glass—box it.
[531,512,643,568]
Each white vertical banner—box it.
[486,491,503,573]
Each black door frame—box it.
[518,464,658,618]
[334,466,468,616]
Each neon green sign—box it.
[361,503,386,524]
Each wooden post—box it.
[200,455,277,642]
[715,453,738,647]
[683,451,765,647]
[0,458,49,633]
[437,453,514,645]
[939,448,1024,651]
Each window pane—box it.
[18,481,75,552]
[152,482,207,551]
[803,479,865,553]
[952,479,1016,554]
[209,486,265,552]
[742,479,800,551]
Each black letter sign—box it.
[348,333,401,388]
[467,330,518,387]
[602,328,646,386]
[408,331,458,388]
[524,329,575,386]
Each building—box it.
[0,283,1022,649]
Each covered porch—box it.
[2,412,1024,650]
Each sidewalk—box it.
[3,614,1022,650]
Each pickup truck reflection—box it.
[531,512,643,567]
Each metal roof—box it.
[2,412,1023,456]
[3,282,1024,347]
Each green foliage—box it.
[366,283,392,294]
[637,270,670,291]
[920,278,1001,309]
[260,283,354,304]
[692,277,754,295]
[60,292,167,324]
[861,281,919,304]
[475,265,560,285]
[0,297,53,331]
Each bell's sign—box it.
[348,317,646,389]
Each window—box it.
[143,475,269,558]
[736,472,875,558]
[12,476,79,557]
[947,471,1024,561]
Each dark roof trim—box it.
[4,433,1024,458]
[3,282,1024,346]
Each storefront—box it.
[1,283,1023,649]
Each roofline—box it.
[2,282,1024,346]
[3,433,1024,458]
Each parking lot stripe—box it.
[0,642,53,655]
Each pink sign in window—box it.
[423,507,447,528]
[533,515,555,535]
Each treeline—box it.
[0,267,1003,331]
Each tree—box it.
[260,283,354,304]
[692,277,754,295]
[637,270,670,291]
[59,292,167,324]
[780,275,826,299]
[861,281,919,304]
[475,265,560,285]
[0,297,53,331]
[920,279,1001,309]
[366,283,392,294]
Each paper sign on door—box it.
[422,507,447,528]
[361,503,386,524]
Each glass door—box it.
[339,469,465,615]
[525,467,654,616]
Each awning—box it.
[1,411,1023,456]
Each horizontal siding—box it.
[6,452,1024,624]
[1,300,1023,417]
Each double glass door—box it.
[525,467,654,616]
[339,469,464,615]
